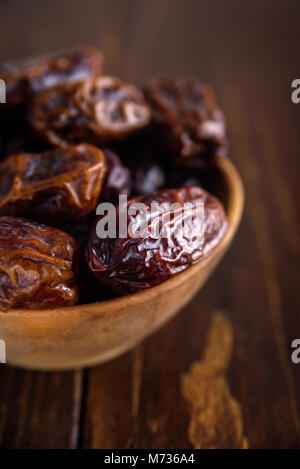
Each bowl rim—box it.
[0,157,244,319]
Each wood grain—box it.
[181,312,248,449]
[0,0,299,449]
[0,367,83,448]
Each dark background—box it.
[0,0,299,449]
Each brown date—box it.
[0,46,103,109]
[86,186,227,293]
[29,76,151,146]
[0,217,78,311]
[144,78,227,163]
[0,144,106,226]
[100,149,132,203]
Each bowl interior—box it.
[0,156,244,318]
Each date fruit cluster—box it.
[0,47,228,310]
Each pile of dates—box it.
[0,47,228,311]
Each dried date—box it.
[0,144,106,226]
[0,216,78,310]
[0,46,103,109]
[144,78,227,162]
[29,76,151,146]
[86,186,227,293]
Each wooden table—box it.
[0,0,299,449]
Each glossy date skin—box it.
[86,187,227,293]
[100,149,132,203]
[0,217,78,311]
[0,144,106,226]
[144,78,227,163]
[64,149,131,243]
[29,76,151,147]
[0,46,103,109]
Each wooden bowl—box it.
[0,157,244,370]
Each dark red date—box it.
[144,78,227,163]
[0,46,103,108]
[0,217,78,310]
[0,144,106,226]
[29,76,151,146]
[86,187,227,293]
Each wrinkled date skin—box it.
[144,78,227,162]
[0,144,106,226]
[100,149,132,202]
[0,46,103,109]
[29,76,151,147]
[66,149,133,259]
[86,186,228,293]
[0,217,78,310]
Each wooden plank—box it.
[124,0,214,84]
[218,90,300,447]
[0,367,83,448]
[209,0,300,445]
[98,0,136,77]
[82,354,133,449]
[0,0,132,68]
